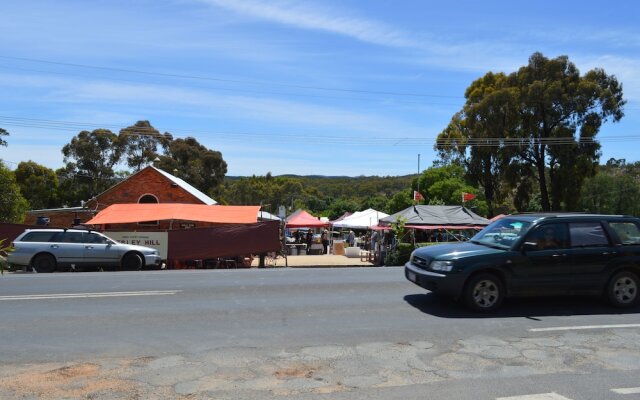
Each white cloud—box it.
[48,78,433,137]
[200,0,415,48]
[576,55,640,102]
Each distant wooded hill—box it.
[220,174,414,219]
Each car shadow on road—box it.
[404,293,640,318]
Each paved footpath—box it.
[254,254,375,268]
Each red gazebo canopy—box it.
[286,209,329,228]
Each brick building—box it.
[25,166,218,230]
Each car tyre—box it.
[607,270,639,308]
[32,253,56,273]
[463,273,504,312]
[122,253,143,271]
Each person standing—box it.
[306,230,313,253]
[348,230,355,247]
[370,230,379,253]
[321,229,329,254]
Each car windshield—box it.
[470,218,532,249]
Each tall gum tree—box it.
[437,52,625,212]
[119,120,172,171]
[14,161,59,209]
[0,127,8,147]
[62,129,125,196]
[156,137,227,195]
[436,72,519,216]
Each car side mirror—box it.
[522,242,537,253]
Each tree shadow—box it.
[404,293,640,319]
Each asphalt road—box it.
[1,267,639,399]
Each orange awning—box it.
[86,204,260,225]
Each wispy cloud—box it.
[200,0,415,48]
[0,70,435,135]
[44,77,431,136]
[576,55,640,102]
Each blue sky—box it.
[1,0,639,176]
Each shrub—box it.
[384,241,457,266]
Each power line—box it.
[0,64,462,107]
[0,55,464,100]
[2,115,639,148]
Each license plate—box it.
[407,271,416,282]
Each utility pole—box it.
[416,154,421,201]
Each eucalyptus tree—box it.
[61,129,125,196]
[0,127,8,147]
[155,137,227,195]
[14,161,59,209]
[437,52,625,212]
[120,120,172,171]
[436,72,519,217]
[0,160,29,223]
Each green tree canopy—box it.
[436,72,519,216]
[0,127,8,147]
[62,129,125,196]
[156,137,227,195]
[325,198,359,220]
[579,159,640,215]
[120,120,172,171]
[386,189,413,214]
[0,160,29,223]
[436,52,625,212]
[414,164,488,215]
[14,161,59,209]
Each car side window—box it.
[569,222,610,247]
[608,222,640,245]
[86,233,107,244]
[21,232,57,242]
[61,232,85,243]
[526,223,569,250]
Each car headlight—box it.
[430,260,453,272]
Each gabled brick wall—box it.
[26,167,214,230]
[89,167,205,208]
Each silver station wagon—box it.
[8,228,163,272]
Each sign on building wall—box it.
[107,232,169,259]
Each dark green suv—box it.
[405,214,640,311]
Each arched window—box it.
[138,194,159,225]
[138,194,159,204]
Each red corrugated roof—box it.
[86,204,260,225]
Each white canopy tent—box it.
[332,208,389,230]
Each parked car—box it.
[8,228,162,272]
[405,213,640,311]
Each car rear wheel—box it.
[464,273,504,312]
[607,271,639,308]
[122,253,143,271]
[32,254,56,273]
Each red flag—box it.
[413,191,425,201]
[462,192,476,202]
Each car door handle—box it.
[85,245,94,249]
[602,251,615,256]
[552,254,567,258]
[50,245,59,249]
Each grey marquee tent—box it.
[379,205,489,229]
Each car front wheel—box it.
[607,271,639,308]
[463,273,504,312]
[32,254,56,273]
[122,253,143,271]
